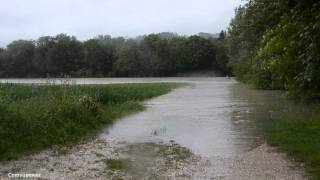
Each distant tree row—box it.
[226,0,320,99]
[0,33,229,78]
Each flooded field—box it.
[0,77,310,179]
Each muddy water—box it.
[89,77,311,159]
[1,77,312,159]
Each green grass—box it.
[0,83,178,160]
[104,159,130,170]
[266,114,320,179]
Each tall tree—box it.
[83,36,115,76]
[227,0,320,99]
[46,34,84,76]
[1,40,35,77]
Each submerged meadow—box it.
[0,83,178,160]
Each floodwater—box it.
[0,77,313,159]
[99,77,313,158]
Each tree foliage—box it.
[227,0,320,99]
[0,33,225,78]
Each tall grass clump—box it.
[0,83,177,160]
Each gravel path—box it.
[206,143,306,180]
[0,138,307,180]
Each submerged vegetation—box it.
[104,159,129,170]
[104,142,194,179]
[0,83,177,160]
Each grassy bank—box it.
[0,83,178,160]
[267,114,320,179]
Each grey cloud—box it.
[0,0,244,47]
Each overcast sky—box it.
[0,0,244,47]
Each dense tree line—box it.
[0,33,228,78]
[226,0,320,99]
